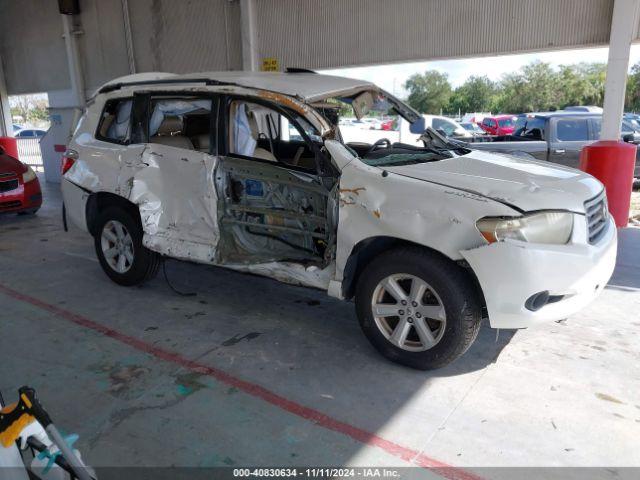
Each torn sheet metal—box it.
[126,145,220,263]
[214,156,332,266]
[224,261,334,290]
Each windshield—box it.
[498,117,515,128]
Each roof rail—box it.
[98,78,234,94]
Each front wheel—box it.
[355,247,482,370]
[94,206,160,286]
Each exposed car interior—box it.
[148,97,213,152]
[216,99,334,267]
[228,100,320,171]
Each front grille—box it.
[584,190,609,244]
[0,179,19,193]
[0,172,14,179]
[0,200,21,210]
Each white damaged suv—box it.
[62,71,617,369]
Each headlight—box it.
[22,166,37,183]
[476,212,573,244]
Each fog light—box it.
[525,291,550,311]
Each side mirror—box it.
[409,117,426,134]
[622,133,634,143]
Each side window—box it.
[556,119,589,141]
[227,100,320,171]
[97,98,133,144]
[482,118,490,127]
[148,96,214,152]
[432,118,456,136]
[514,117,545,139]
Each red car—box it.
[0,146,42,215]
[480,115,516,135]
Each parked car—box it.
[14,128,47,138]
[467,111,640,177]
[460,112,491,125]
[460,122,486,136]
[397,114,473,142]
[380,118,397,131]
[565,106,603,113]
[0,145,42,215]
[61,71,616,369]
[479,115,516,135]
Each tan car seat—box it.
[150,116,194,150]
[245,109,277,162]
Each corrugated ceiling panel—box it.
[0,0,69,94]
[254,0,614,69]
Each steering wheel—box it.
[366,138,392,155]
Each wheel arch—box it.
[341,236,486,310]
[86,192,142,236]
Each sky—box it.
[321,45,640,97]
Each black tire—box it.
[18,208,39,215]
[93,206,160,286]
[355,247,482,370]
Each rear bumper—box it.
[61,178,89,231]
[0,178,42,213]
[461,217,617,329]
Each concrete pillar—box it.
[0,55,12,137]
[240,0,258,71]
[600,0,640,140]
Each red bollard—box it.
[579,140,636,227]
[0,136,19,159]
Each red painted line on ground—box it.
[0,283,483,480]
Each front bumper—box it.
[461,217,617,329]
[0,177,42,214]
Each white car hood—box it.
[384,150,603,213]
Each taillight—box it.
[61,149,78,175]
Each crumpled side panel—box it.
[126,145,220,263]
[333,159,518,286]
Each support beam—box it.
[0,55,12,137]
[61,14,86,111]
[600,0,640,140]
[240,0,258,71]
[120,0,136,74]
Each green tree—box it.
[493,61,561,113]
[449,76,497,114]
[626,62,640,111]
[404,70,452,114]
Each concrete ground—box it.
[1,177,639,478]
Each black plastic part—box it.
[285,68,317,74]
[18,386,52,428]
[62,203,68,232]
[525,290,550,312]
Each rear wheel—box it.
[355,247,482,370]
[94,206,160,286]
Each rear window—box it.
[513,116,545,139]
[556,119,589,141]
[97,98,133,144]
